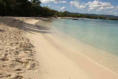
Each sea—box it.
[51,18,118,56]
[49,18,118,73]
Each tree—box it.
[30,0,41,5]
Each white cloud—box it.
[54,1,67,4]
[40,0,67,3]
[40,0,55,3]
[59,1,67,3]
[70,1,86,9]
[87,0,114,10]
[60,6,66,11]
[70,0,118,11]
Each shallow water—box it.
[51,18,118,56]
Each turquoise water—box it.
[51,18,118,55]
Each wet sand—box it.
[0,17,118,79]
[25,17,118,79]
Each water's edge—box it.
[49,18,118,73]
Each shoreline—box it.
[51,26,118,74]
[24,17,118,79]
[26,29,118,79]
[0,17,118,79]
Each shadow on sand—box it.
[0,17,51,34]
[0,29,4,32]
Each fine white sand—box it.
[1,17,117,79]
[0,17,39,79]
[24,17,118,79]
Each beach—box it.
[24,17,118,79]
[0,17,39,79]
[0,17,118,79]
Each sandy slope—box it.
[26,31,118,79]
[26,32,90,79]
[3,17,118,79]
[19,17,118,79]
[0,17,39,79]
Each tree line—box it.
[0,0,57,16]
[56,11,118,20]
[0,0,118,20]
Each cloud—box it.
[87,0,114,10]
[70,0,118,11]
[59,1,67,3]
[40,0,67,3]
[70,1,86,9]
[60,6,66,11]
[40,0,55,3]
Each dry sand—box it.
[0,17,39,79]
[27,32,118,79]
[0,17,118,79]
[24,17,118,79]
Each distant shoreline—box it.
[1,16,118,21]
[57,16,118,20]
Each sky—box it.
[40,0,118,16]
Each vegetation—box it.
[0,0,118,20]
[56,11,118,20]
[0,0,57,16]
[0,0,40,16]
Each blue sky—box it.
[40,0,118,16]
